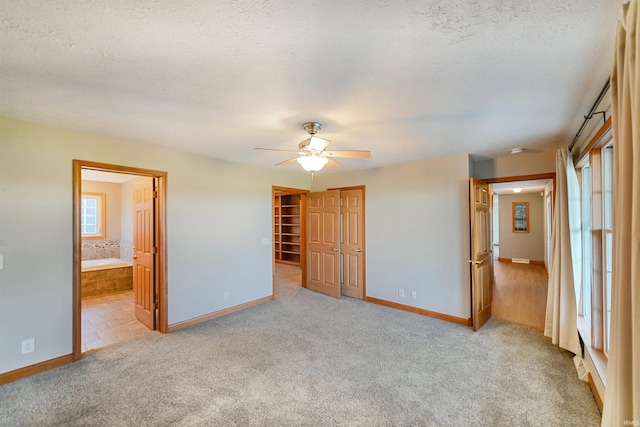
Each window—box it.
[81,193,105,239]
[602,144,614,355]
[580,163,592,326]
[512,202,529,232]
[575,119,613,379]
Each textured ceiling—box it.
[0,1,623,174]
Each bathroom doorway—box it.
[72,160,168,361]
[79,170,151,352]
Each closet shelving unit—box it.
[274,192,301,265]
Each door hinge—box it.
[152,190,158,198]
[154,300,159,310]
[153,247,159,254]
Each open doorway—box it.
[487,173,554,330]
[271,185,367,300]
[273,187,308,296]
[79,170,153,352]
[72,160,168,361]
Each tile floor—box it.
[82,266,300,353]
[82,290,155,352]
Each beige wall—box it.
[0,116,309,374]
[498,192,545,261]
[474,150,555,179]
[312,154,471,319]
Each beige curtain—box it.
[544,148,581,356]
[602,1,640,424]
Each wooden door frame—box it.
[272,186,308,290]
[484,173,556,197]
[72,160,168,361]
[328,185,367,299]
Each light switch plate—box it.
[261,238,269,246]
[0,255,3,270]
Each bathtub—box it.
[81,257,132,272]
[81,258,133,298]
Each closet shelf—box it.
[274,192,301,266]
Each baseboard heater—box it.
[511,258,530,264]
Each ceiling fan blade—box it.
[255,148,300,153]
[326,150,371,159]
[325,158,341,169]
[275,157,299,166]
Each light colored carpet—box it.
[0,264,600,426]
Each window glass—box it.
[602,144,614,354]
[581,164,592,325]
[81,193,105,238]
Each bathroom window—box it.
[81,193,105,239]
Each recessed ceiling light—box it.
[513,187,524,193]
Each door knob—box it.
[354,248,362,253]
[332,248,339,252]
[468,259,483,265]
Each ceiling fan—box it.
[510,147,541,155]
[255,122,371,173]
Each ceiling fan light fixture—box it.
[297,154,328,172]
[513,187,524,193]
[308,136,330,152]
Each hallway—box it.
[491,261,548,330]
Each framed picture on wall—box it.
[512,201,529,233]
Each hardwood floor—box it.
[492,260,548,330]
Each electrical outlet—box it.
[223,292,229,301]
[21,338,35,354]
[399,288,405,297]
[411,291,417,299]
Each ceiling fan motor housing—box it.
[302,121,321,135]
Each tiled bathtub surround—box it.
[119,240,133,261]
[81,240,121,260]
[81,266,133,298]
